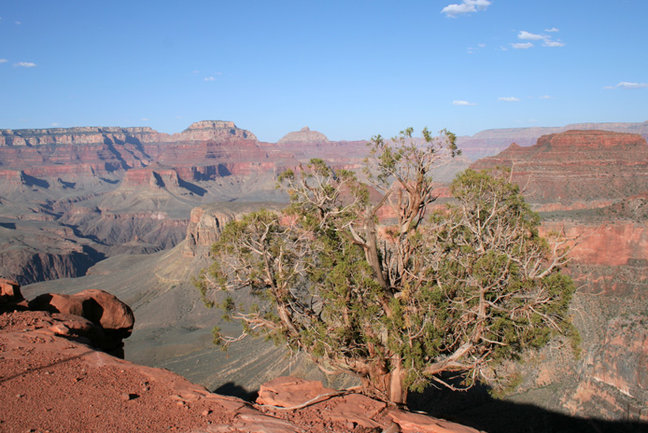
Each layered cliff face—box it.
[457,120,648,161]
[473,130,648,206]
[0,121,255,147]
[277,126,329,145]
[0,121,294,284]
[471,130,648,422]
[0,121,272,180]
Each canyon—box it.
[2,120,648,431]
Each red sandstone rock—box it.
[28,288,134,337]
[255,377,488,432]
[326,393,387,429]
[256,376,337,407]
[0,121,278,181]
[0,310,484,433]
[542,221,648,267]
[472,130,648,205]
[278,126,329,145]
[389,409,484,433]
[184,206,231,257]
[0,277,23,303]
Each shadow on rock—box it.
[213,382,259,402]
[408,381,647,433]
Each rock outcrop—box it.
[29,289,134,336]
[1,280,134,355]
[0,284,482,433]
[0,121,272,180]
[278,126,329,145]
[0,222,105,285]
[184,206,231,257]
[457,120,648,161]
[472,130,648,206]
[0,277,22,303]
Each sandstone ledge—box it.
[1,279,481,433]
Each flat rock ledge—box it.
[0,277,482,433]
[0,308,484,432]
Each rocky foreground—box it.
[0,278,481,433]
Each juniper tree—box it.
[197,128,575,405]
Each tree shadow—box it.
[0,350,95,384]
[212,382,259,402]
[407,382,648,433]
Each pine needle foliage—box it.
[196,128,575,404]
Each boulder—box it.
[0,277,23,304]
[29,289,134,336]
[28,289,134,355]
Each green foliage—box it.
[197,129,576,404]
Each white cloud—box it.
[442,4,475,16]
[0,59,7,63]
[539,95,552,99]
[453,100,477,106]
[204,76,216,81]
[543,40,565,47]
[518,30,544,40]
[442,0,491,17]
[545,27,559,32]
[605,81,648,89]
[51,122,59,127]
[511,42,533,49]
[140,118,150,121]
[514,29,565,49]
[15,21,21,25]
[498,96,520,102]
[15,61,36,68]
[467,42,487,54]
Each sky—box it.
[1,0,647,141]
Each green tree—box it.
[197,128,575,405]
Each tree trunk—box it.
[389,362,407,405]
[365,360,408,405]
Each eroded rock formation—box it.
[457,120,648,161]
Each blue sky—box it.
[1,0,647,141]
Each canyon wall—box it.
[457,120,648,160]
[472,130,648,422]
[0,121,291,284]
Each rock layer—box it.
[278,126,329,144]
[457,120,648,161]
[472,130,648,205]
